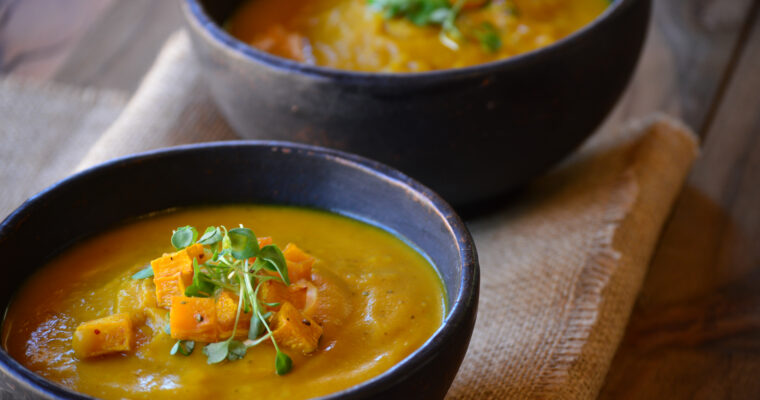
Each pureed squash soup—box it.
[1,205,445,400]
[226,0,609,72]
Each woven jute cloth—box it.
[0,79,126,219]
[0,31,698,399]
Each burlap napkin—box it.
[0,78,126,219]
[1,31,698,399]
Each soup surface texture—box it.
[1,205,445,400]
[226,0,608,72]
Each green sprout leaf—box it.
[253,245,290,285]
[275,351,293,375]
[197,226,223,245]
[203,340,231,364]
[172,226,198,249]
[227,340,247,361]
[185,259,216,297]
[368,0,469,45]
[473,22,501,52]
[131,265,154,280]
[368,0,452,26]
[228,227,259,260]
[170,340,195,356]
[248,315,263,340]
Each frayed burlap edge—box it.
[535,115,698,398]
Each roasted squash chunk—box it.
[282,243,315,282]
[151,243,206,308]
[170,295,218,342]
[151,243,205,281]
[72,313,133,358]
[185,243,207,265]
[270,301,322,354]
[154,274,188,309]
[260,280,307,311]
[216,291,252,339]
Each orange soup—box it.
[1,205,445,399]
[227,0,609,72]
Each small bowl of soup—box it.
[182,0,650,206]
[0,142,478,399]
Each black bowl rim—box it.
[0,140,479,400]
[183,0,634,84]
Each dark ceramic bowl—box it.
[182,0,650,206]
[0,142,479,400]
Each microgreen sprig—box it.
[167,224,293,374]
[367,0,503,51]
[131,264,153,280]
[171,226,198,249]
[170,340,195,356]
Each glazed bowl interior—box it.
[0,142,478,399]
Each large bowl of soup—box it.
[0,142,478,399]
[182,0,650,206]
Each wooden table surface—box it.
[2,0,760,397]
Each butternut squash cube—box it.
[185,243,207,265]
[216,291,252,339]
[270,302,322,354]
[151,243,207,302]
[170,295,218,342]
[72,313,133,358]
[151,249,191,280]
[260,280,307,311]
[154,274,187,309]
[152,244,210,308]
[283,243,315,282]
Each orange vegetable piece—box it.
[72,313,133,358]
[169,296,218,342]
[270,302,322,354]
[151,244,206,308]
[260,280,307,311]
[216,291,252,339]
[154,274,188,309]
[152,243,206,281]
[185,243,208,264]
[282,243,315,282]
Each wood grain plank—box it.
[600,2,760,398]
[598,0,754,137]
[51,0,183,94]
